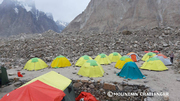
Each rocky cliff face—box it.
[0,0,60,37]
[63,0,180,33]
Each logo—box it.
[79,98,84,101]
[107,91,113,97]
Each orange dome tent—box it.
[127,52,140,62]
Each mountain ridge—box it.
[63,0,180,33]
[0,0,66,36]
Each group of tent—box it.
[24,56,71,71]
[115,52,171,71]
[141,52,170,71]
[22,52,171,79]
[77,52,171,80]
[115,55,145,80]
[0,52,172,101]
[76,52,142,78]
[76,52,123,77]
[0,71,75,101]
[116,52,171,79]
[23,52,139,77]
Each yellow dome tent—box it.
[24,58,48,71]
[77,60,104,77]
[140,57,168,71]
[108,52,122,62]
[75,55,92,67]
[94,53,111,65]
[20,71,75,101]
[115,56,133,69]
[51,55,71,68]
[142,52,156,61]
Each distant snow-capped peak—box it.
[21,3,32,12]
[9,0,42,20]
[15,0,35,12]
[56,20,69,27]
[55,20,69,32]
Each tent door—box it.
[131,55,137,62]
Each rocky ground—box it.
[72,79,149,101]
[0,26,180,101]
[0,27,180,68]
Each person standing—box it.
[170,51,174,63]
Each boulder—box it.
[103,83,116,91]
[73,82,83,88]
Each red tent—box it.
[76,92,98,101]
[144,50,160,53]
[0,80,65,101]
[152,50,160,53]
[144,51,150,53]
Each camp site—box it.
[0,0,180,101]
[0,50,179,101]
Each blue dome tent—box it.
[117,62,145,80]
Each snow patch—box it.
[58,22,67,27]
[23,4,32,12]
[16,0,33,12]
[14,8,18,14]
[56,21,68,27]
[35,11,40,20]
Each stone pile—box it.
[1,78,149,101]
[0,27,179,70]
[72,79,149,101]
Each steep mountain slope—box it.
[63,0,180,33]
[0,0,60,36]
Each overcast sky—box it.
[0,0,90,22]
